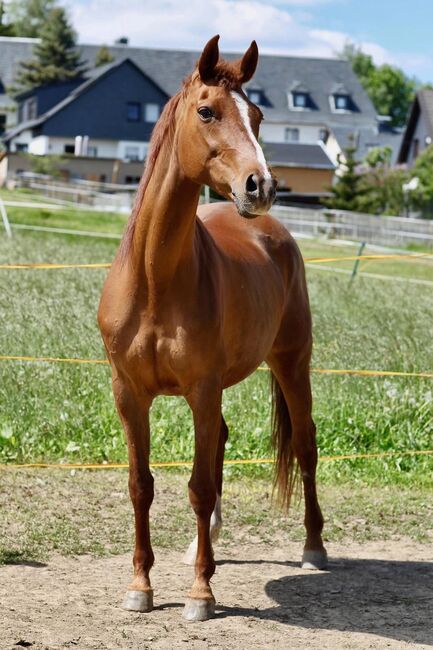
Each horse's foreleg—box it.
[112,373,155,612]
[269,353,327,570]
[183,416,227,565]
[183,382,222,621]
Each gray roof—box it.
[1,36,377,127]
[264,142,335,169]
[1,36,399,160]
[419,88,433,134]
[332,126,403,165]
[398,89,433,162]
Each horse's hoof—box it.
[182,538,197,566]
[183,597,216,622]
[123,589,154,612]
[301,549,328,570]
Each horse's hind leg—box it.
[268,350,327,570]
[183,416,227,565]
[111,372,155,612]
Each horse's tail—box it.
[270,372,299,510]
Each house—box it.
[263,142,335,195]
[397,89,433,166]
[3,58,168,161]
[0,37,401,191]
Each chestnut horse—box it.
[98,35,326,622]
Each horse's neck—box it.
[130,145,201,295]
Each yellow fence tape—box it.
[1,252,433,271]
[1,449,432,471]
[1,355,432,380]
[0,262,111,270]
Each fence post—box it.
[0,196,12,238]
[349,241,366,286]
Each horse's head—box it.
[177,35,276,218]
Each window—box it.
[18,104,24,123]
[0,115,5,136]
[413,138,419,160]
[87,146,98,157]
[247,90,262,105]
[64,144,75,154]
[125,145,140,161]
[15,143,28,152]
[292,92,307,108]
[27,98,37,120]
[319,128,329,143]
[334,94,349,110]
[127,102,141,121]
[285,127,299,143]
[144,103,160,123]
[125,175,141,184]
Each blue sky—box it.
[66,0,432,82]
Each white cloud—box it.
[67,0,427,78]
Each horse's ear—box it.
[239,40,258,84]
[198,35,220,82]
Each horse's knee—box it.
[188,481,216,519]
[129,471,154,509]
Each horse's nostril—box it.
[246,174,258,193]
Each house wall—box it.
[322,132,341,166]
[261,122,325,144]
[46,136,120,158]
[28,135,50,155]
[40,60,168,142]
[272,166,334,193]
[407,112,430,166]
[4,152,144,185]
[10,134,150,160]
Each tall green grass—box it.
[0,227,432,485]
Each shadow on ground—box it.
[216,557,433,646]
[0,549,47,567]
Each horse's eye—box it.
[198,107,214,122]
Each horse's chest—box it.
[126,323,199,394]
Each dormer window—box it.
[330,84,356,113]
[334,94,349,111]
[293,92,307,108]
[246,88,266,106]
[289,83,314,111]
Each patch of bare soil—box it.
[1,538,432,650]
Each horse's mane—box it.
[118,60,243,262]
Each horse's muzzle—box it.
[232,174,277,219]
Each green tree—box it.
[358,148,407,216]
[7,0,55,37]
[410,144,433,218]
[0,1,16,35]
[95,45,114,67]
[15,6,85,92]
[322,135,365,211]
[341,44,416,128]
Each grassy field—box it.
[0,198,432,488]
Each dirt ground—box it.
[1,537,432,650]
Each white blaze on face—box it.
[230,90,272,182]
